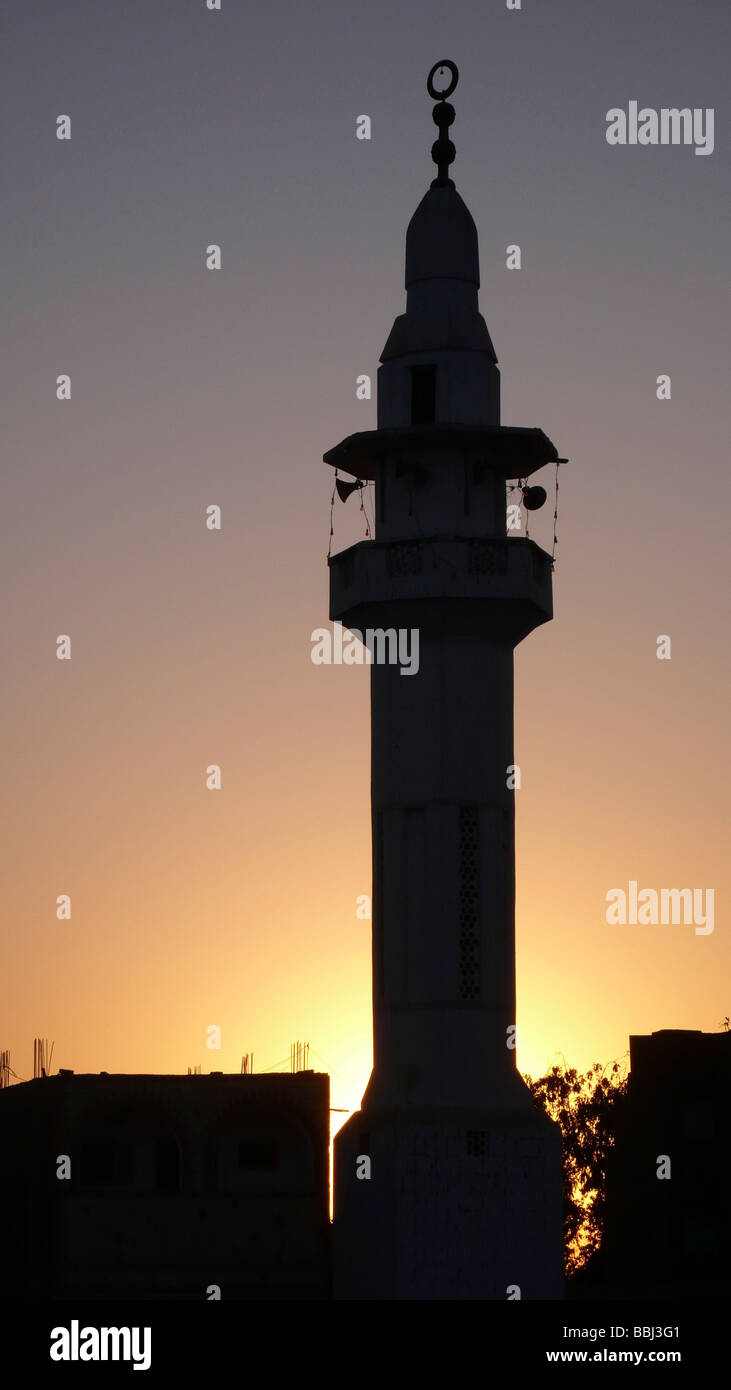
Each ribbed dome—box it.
[405,185,480,289]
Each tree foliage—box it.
[524,1058,628,1276]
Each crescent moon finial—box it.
[426,61,459,187]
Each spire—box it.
[401,59,482,298]
[378,60,498,420]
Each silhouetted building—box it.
[580,1029,731,1299]
[0,1070,330,1299]
[329,62,563,1299]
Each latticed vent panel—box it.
[458,805,480,1000]
[466,1129,489,1157]
[468,540,509,576]
[386,542,423,577]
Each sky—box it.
[2,0,729,1130]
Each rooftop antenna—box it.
[290,1041,310,1073]
[33,1038,44,1078]
[33,1038,54,1077]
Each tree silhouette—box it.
[524,1058,628,1275]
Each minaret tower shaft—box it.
[328,63,564,1299]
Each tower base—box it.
[333,1103,563,1299]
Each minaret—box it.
[329,63,564,1300]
